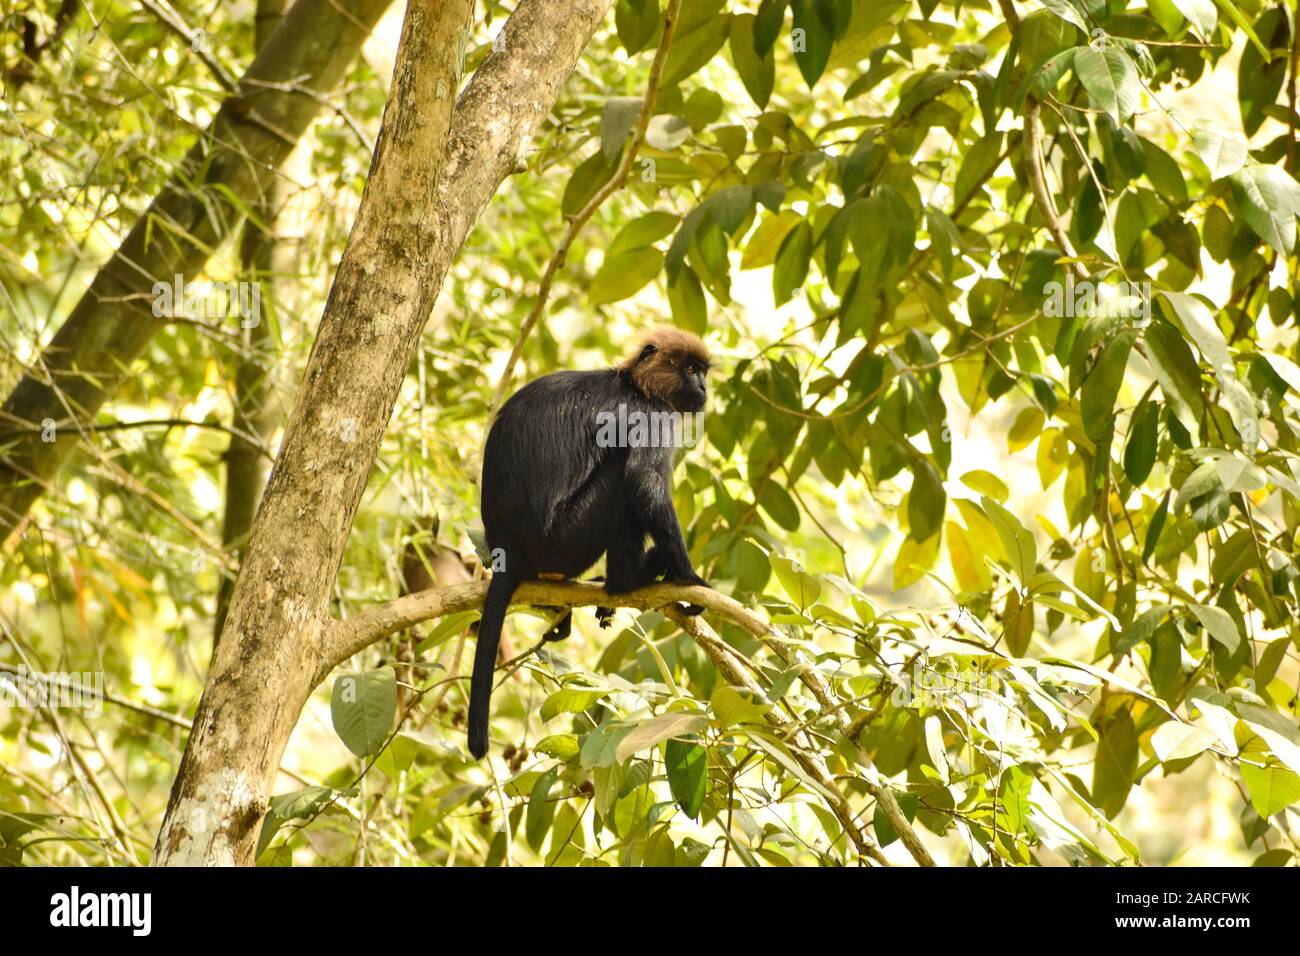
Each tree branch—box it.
[322,579,748,676]
[997,0,1089,281]
[138,0,239,92]
[661,606,888,866]
[322,577,937,867]
[1023,97,1088,280]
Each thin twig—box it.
[138,0,239,91]
[486,0,684,417]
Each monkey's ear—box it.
[635,343,658,364]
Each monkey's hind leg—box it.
[533,572,573,641]
[605,544,704,618]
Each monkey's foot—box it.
[676,602,705,616]
[595,606,615,629]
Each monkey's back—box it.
[482,369,646,578]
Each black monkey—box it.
[468,327,712,759]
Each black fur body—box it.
[469,340,709,759]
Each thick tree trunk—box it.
[153,0,614,867]
[0,0,393,542]
[214,0,294,646]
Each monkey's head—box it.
[621,327,711,413]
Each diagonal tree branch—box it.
[997,0,1089,281]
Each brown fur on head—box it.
[620,327,712,410]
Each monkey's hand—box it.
[595,606,615,629]
[676,602,705,616]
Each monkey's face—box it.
[673,357,708,413]
[628,337,712,412]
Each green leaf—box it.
[526,767,559,851]
[1237,703,1300,777]
[609,211,681,256]
[257,786,339,857]
[791,0,834,87]
[893,531,941,589]
[1175,460,1221,511]
[1140,139,1188,205]
[907,460,945,542]
[711,685,773,728]
[702,184,756,234]
[1229,164,1300,255]
[534,734,581,760]
[1151,721,1218,762]
[959,470,1008,502]
[1241,764,1300,817]
[759,481,801,531]
[1193,127,1248,181]
[1081,330,1136,441]
[753,0,786,55]
[600,97,642,163]
[1093,709,1138,818]
[645,114,691,151]
[1159,290,1258,443]
[590,247,664,305]
[665,738,709,819]
[1123,399,1158,485]
[947,521,992,593]
[1039,0,1087,31]
[1216,0,1271,58]
[541,686,608,722]
[982,496,1037,586]
[772,219,813,305]
[580,720,634,768]
[615,712,708,762]
[330,668,396,758]
[414,610,479,653]
[772,554,822,607]
[562,151,617,217]
[1237,6,1289,136]
[1171,0,1216,35]
[615,0,660,54]
[662,6,730,87]
[1008,406,1045,452]
[1148,0,1185,36]
[1143,318,1204,441]
[741,210,802,270]
[953,133,1004,208]
[730,14,776,108]
[1190,603,1241,653]
[668,266,708,334]
[1073,47,1140,123]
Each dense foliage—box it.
[3,0,1300,866]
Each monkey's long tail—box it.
[467,569,520,759]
